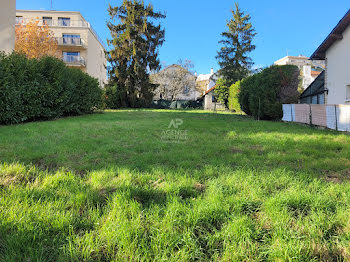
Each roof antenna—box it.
[50,0,53,10]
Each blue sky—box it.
[17,0,349,74]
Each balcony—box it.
[16,18,89,27]
[16,18,107,49]
[62,55,86,67]
[56,37,86,48]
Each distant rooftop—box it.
[274,55,309,64]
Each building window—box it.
[62,34,81,45]
[16,16,23,24]
[318,94,325,104]
[58,17,71,26]
[42,17,52,26]
[183,86,190,95]
[346,85,350,101]
[63,52,80,62]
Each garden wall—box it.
[282,104,350,132]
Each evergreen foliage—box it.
[214,78,229,107]
[0,53,102,124]
[107,0,166,108]
[216,3,256,85]
[228,81,241,112]
[239,65,300,120]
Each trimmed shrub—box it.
[214,78,229,107]
[228,81,241,112]
[0,53,102,124]
[239,65,300,120]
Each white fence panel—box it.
[282,104,294,122]
[283,104,350,132]
[337,105,350,132]
[326,105,337,130]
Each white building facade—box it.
[16,10,107,87]
[0,0,16,53]
[274,55,324,91]
[310,9,350,104]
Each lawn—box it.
[1,109,350,261]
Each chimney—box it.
[210,68,214,75]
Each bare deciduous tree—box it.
[151,59,196,101]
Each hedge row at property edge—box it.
[151,99,203,109]
[238,65,300,120]
[0,53,102,124]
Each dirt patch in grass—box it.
[287,202,311,217]
[98,187,117,200]
[194,183,206,193]
[178,183,206,200]
[32,156,58,173]
[150,178,165,189]
[240,201,262,215]
[230,147,244,154]
[132,188,167,207]
[249,145,265,155]
[309,242,344,262]
[0,171,35,187]
[0,175,26,187]
[252,211,272,231]
[324,170,350,184]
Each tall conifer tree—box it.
[107,0,165,108]
[216,3,256,85]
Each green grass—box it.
[1,109,350,261]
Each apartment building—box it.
[274,55,325,90]
[0,0,16,53]
[16,10,107,86]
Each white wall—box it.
[326,25,350,104]
[87,30,107,87]
[204,92,213,110]
[0,0,15,53]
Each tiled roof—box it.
[204,85,217,95]
[311,71,321,77]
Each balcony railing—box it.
[16,18,107,49]
[62,55,86,66]
[16,18,89,27]
[56,37,85,47]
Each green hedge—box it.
[0,53,102,124]
[151,99,203,109]
[228,81,241,112]
[238,65,300,120]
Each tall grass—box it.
[0,110,350,261]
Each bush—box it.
[0,52,102,124]
[214,78,229,107]
[150,99,203,109]
[228,81,241,112]
[239,65,300,120]
[103,84,118,109]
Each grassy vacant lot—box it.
[1,110,350,261]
